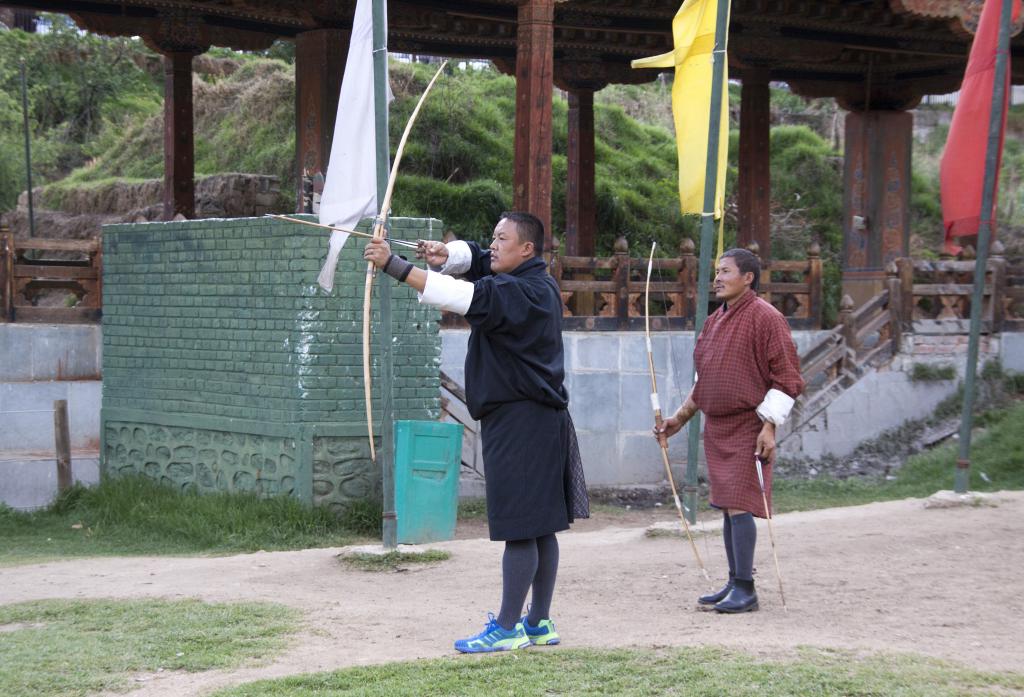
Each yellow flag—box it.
[632,0,729,220]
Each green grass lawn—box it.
[0,599,299,697]
[209,647,1024,697]
[0,475,369,566]
[772,400,1024,514]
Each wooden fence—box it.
[0,230,102,323]
[443,237,824,330]
[789,241,1016,433]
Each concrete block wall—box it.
[443,329,822,488]
[101,215,442,513]
[1003,333,1024,373]
[1,324,103,510]
[442,327,1007,486]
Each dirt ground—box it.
[1,492,1022,696]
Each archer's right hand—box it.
[653,415,685,446]
[417,240,449,268]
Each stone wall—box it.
[101,215,443,514]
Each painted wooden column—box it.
[738,67,771,260]
[513,0,554,248]
[294,29,351,212]
[842,110,912,307]
[566,89,596,256]
[163,51,196,220]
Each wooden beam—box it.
[294,28,351,212]
[566,88,596,256]
[738,67,771,260]
[163,51,195,220]
[513,0,554,248]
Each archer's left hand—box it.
[363,238,392,269]
[756,420,776,464]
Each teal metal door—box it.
[394,420,462,544]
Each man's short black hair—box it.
[499,211,544,257]
[720,248,761,292]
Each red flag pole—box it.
[955,0,1014,493]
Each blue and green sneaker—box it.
[454,613,530,654]
[521,616,560,645]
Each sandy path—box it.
[2,492,1022,696]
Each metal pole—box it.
[685,0,731,524]
[955,0,1013,494]
[19,58,35,237]
[372,0,397,548]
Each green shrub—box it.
[910,363,956,382]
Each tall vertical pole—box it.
[955,0,1012,493]
[19,58,35,237]
[685,0,731,524]
[371,0,396,548]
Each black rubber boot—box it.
[697,575,734,607]
[713,578,759,614]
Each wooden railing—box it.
[896,243,1008,333]
[0,230,102,323]
[442,237,824,330]
[786,243,1014,436]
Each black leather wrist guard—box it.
[382,253,414,282]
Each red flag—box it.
[940,0,1020,254]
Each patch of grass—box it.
[456,497,487,520]
[774,400,1024,513]
[0,598,298,697]
[910,363,957,382]
[0,475,365,566]
[210,646,1024,697]
[339,549,450,572]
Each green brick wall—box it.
[101,215,443,510]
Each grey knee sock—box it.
[498,539,538,630]
[722,511,735,577]
[730,512,757,582]
[526,533,559,625]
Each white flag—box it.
[316,0,385,292]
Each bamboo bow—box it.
[645,241,710,583]
[363,61,448,461]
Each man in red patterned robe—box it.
[655,248,804,613]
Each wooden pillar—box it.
[738,68,771,260]
[566,89,596,256]
[294,29,351,212]
[514,0,554,249]
[163,52,195,220]
[842,110,912,307]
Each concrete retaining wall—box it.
[1,324,103,511]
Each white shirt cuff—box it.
[418,270,474,315]
[439,240,472,276]
[756,388,796,426]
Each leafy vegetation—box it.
[0,474,368,565]
[0,15,161,210]
[0,599,298,697]
[910,362,957,382]
[210,646,1024,697]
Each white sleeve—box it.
[439,240,473,276]
[418,270,475,315]
[756,388,796,426]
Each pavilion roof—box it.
[11,0,1024,107]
